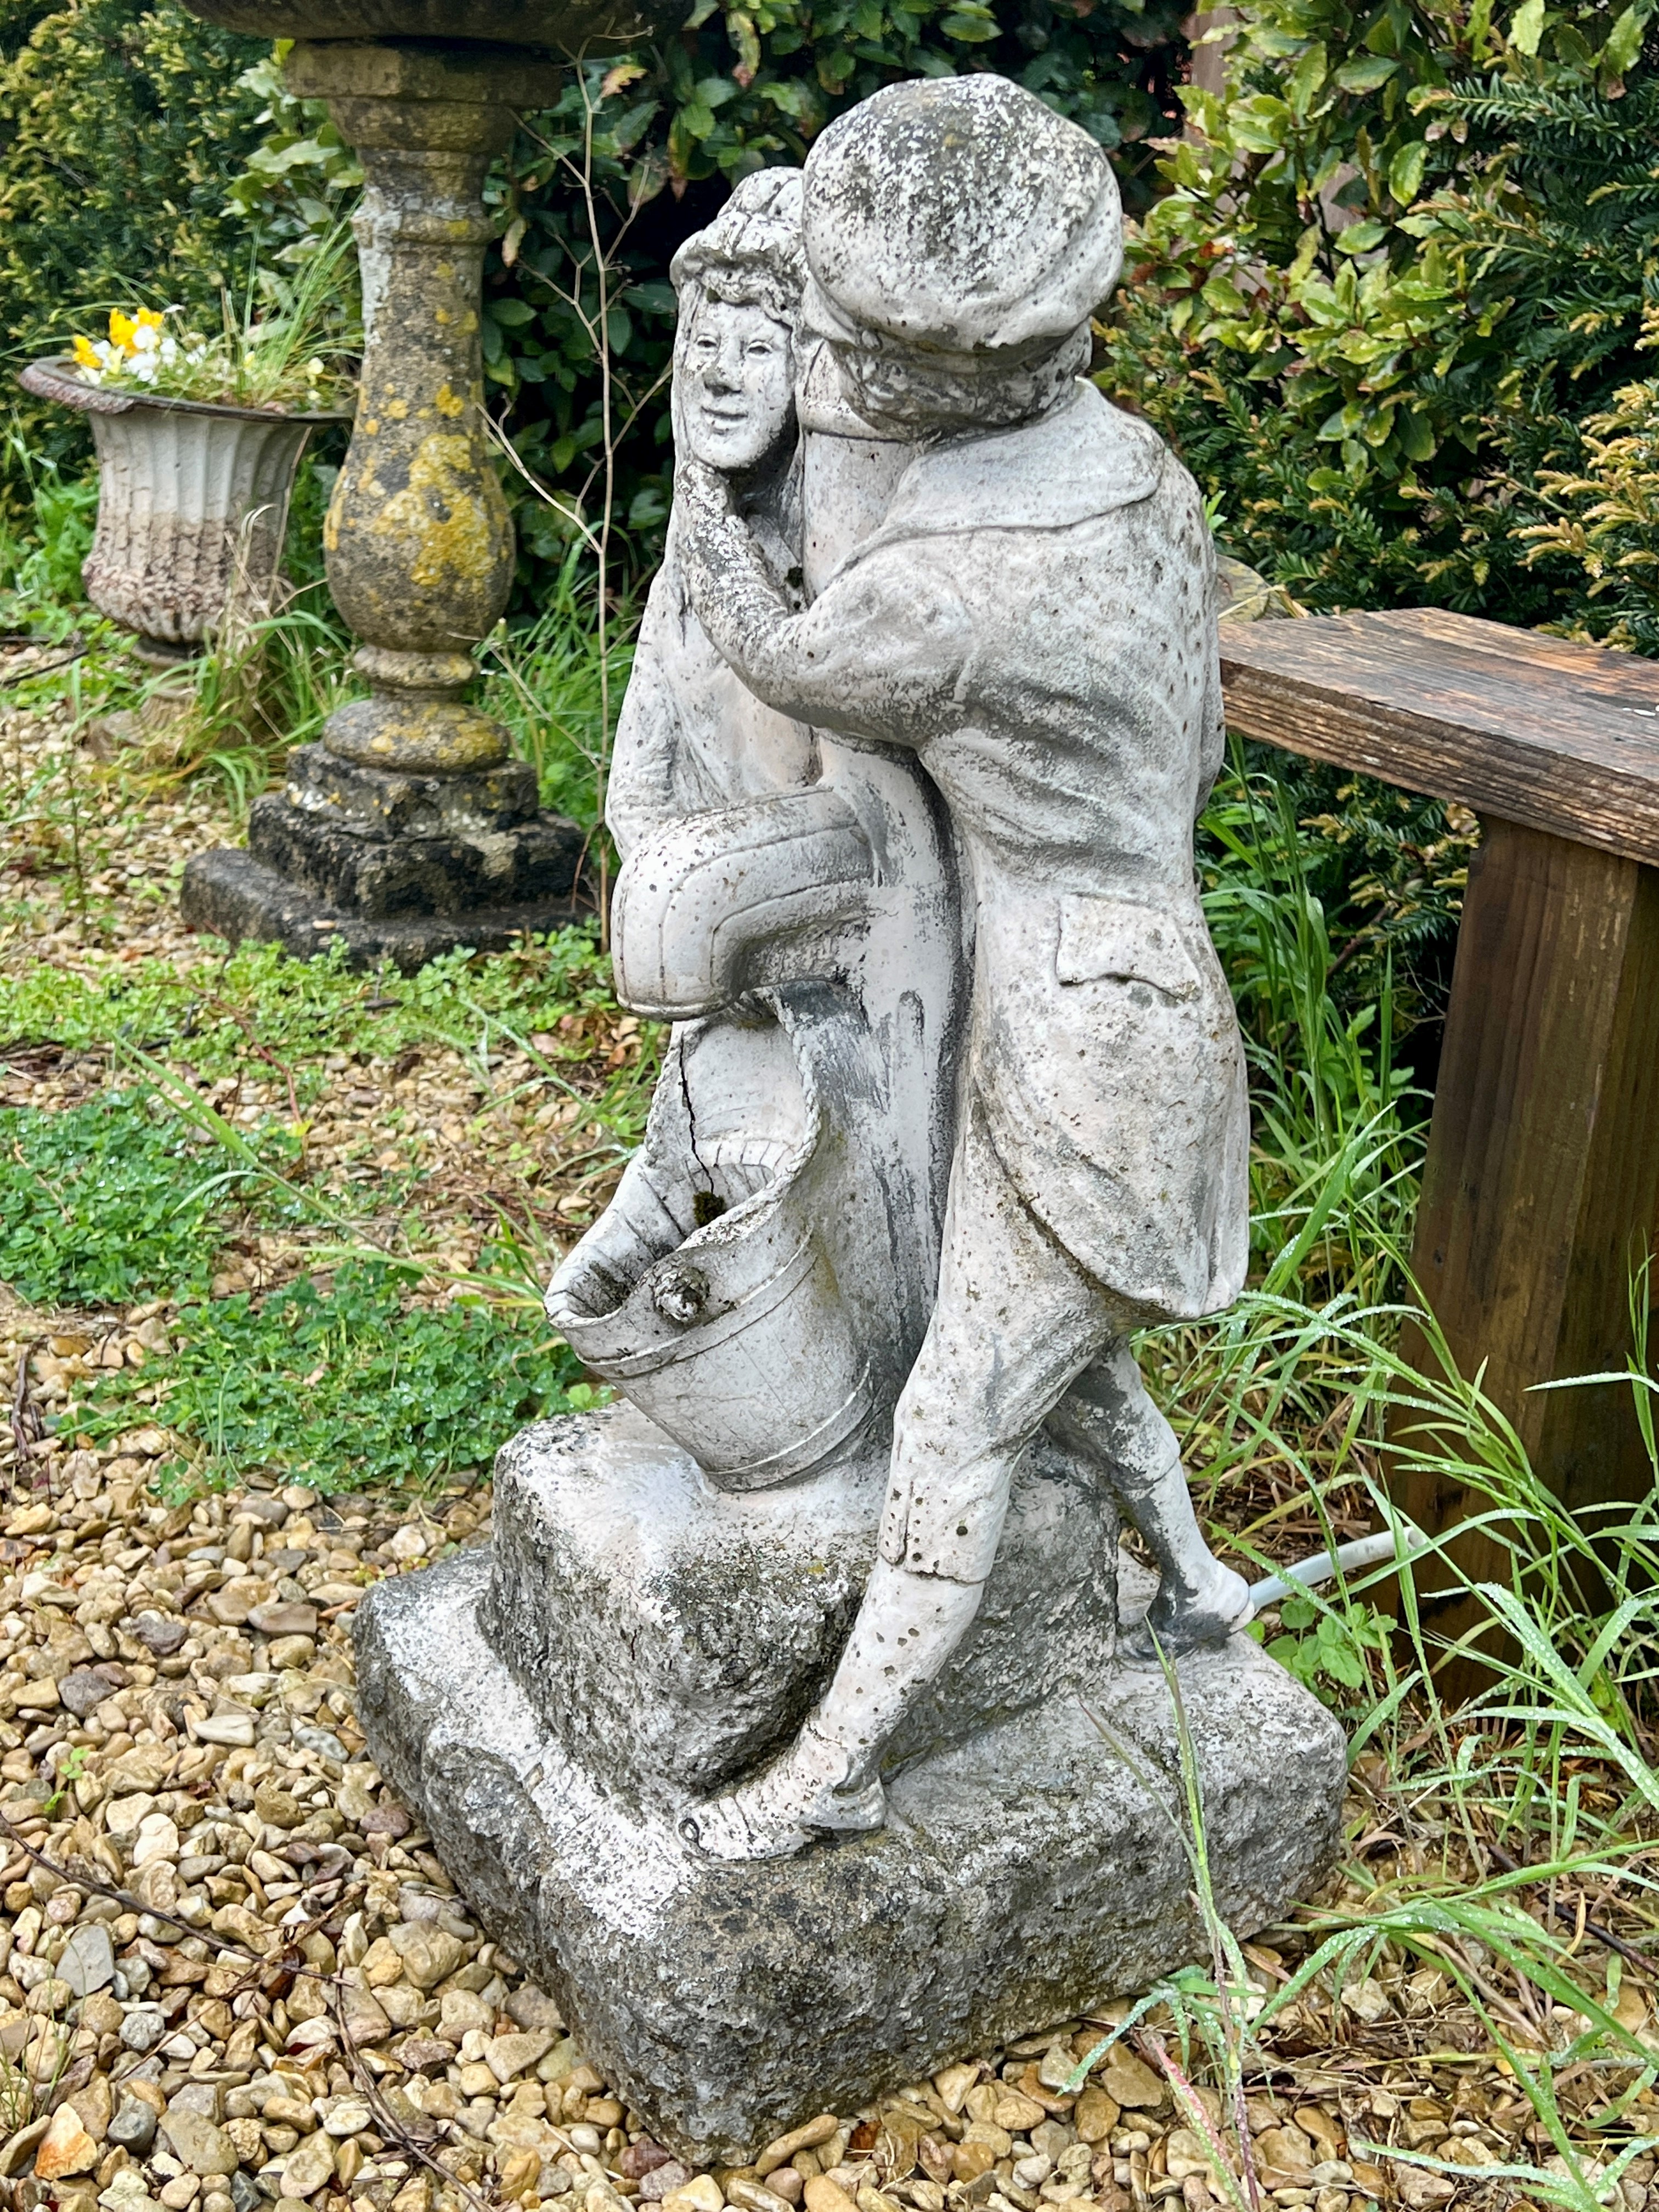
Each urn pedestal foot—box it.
[181,741,589,970]
[179,845,587,973]
[352,1408,1348,2164]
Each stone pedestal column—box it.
[181,38,590,972]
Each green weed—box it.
[66,1259,581,1493]
[0,1086,297,1309]
[0,926,624,1082]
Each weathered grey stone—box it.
[118,2008,166,2054]
[178,848,587,974]
[57,1920,116,1996]
[58,1668,119,1722]
[356,1544,1346,2167]
[246,793,584,919]
[282,743,540,840]
[108,2102,157,2156]
[127,1613,186,1657]
[484,1405,1120,1803]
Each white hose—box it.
[1246,1520,1427,1613]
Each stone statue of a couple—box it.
[358,72,1345,2160]
[590,74,1253,1859]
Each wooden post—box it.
[1394,820,1659,1672]
[1217,609,1659,1686]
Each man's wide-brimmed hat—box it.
[801,74,1122,359]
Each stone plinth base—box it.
[481,1407,1124,1805]
[353,1414,1346,2163]
[179,847,587,972]
[178,750,591,972]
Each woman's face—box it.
[682,297,794,472]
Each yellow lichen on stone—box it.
[369,432,504,593]
[436,385,466,420]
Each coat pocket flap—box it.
[1056,895,1202,1000]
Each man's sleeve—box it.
[687,503,975,747]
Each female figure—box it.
[607,168,816,857]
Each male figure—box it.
[676,74,1254,1862]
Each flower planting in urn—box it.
[20,347,346,665]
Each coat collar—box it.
[840,383,1165,570]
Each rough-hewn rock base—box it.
[179,847,588,972]
[353,1451,1347,2165]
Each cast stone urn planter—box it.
[19,356,349,663]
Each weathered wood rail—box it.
[1218,607,1659,1660]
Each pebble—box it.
[642,2163,694,2201]
[130,1612,189,1656]
[1099,2052,1163,2111]
[388,1921,465,1989]
[133,1812,180,1866]
[662,2182,725,2212]
[101,2172,159,2212]
[58,1919,116,1995]
[486,2028,556,2083]
[758,2117,840,2177]
[280,2135,337,2199]
[33,2104,98,2179]
[162,2110,239,2177]
[59,1666,118,1719]
[110,2100,159,2153]
[195,1709,257,1747]
[248,1601,318,1638]
[802,2180,857,2212]
[120,2008,168,2053]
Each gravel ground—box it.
[2,1271,1655,2212]
[4,692,1656,2212]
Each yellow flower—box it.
[71,334,100,369]
[105,306,164,354]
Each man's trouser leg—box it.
[1047,1345,1249,1650]
[809,1099,1115,1785]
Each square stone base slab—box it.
[248,794,584,916]
[353,1549,1346,2164]
[179,847,589,973]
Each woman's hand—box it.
[675,455,736,523]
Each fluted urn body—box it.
[19,359,345,663]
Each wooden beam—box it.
[1217,608,1659,1686]
[1220,607,1659,868]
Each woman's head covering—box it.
[670,167,806,324]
